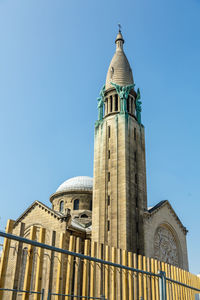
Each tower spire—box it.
[115,25,124,50]
[105,27,133,90]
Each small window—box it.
[127,96,129,112]
[105,98,108,115]
[115,94,118,111]
[135,196,138,207]
[135,174,138,184]
[19,247,28,290]
[108,126,111,138]
[108,172,110,182]
[108,195,110,205]
[110,95,113,112]
[108,150,110,159]
[134,151,137,162]
[131,97,133,114]
[90,200,92,211]
[134,128,136,140]
[59,201,64,213]
[81,214,88,218]
[73,199,79,210]
[108,220,110,231]
[30,248,37,291]
[136,222,139,233]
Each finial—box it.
[115,24,124,47]
[118,23,122,32]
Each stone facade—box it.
[92,112,147,254]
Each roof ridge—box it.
[14,200,62,227]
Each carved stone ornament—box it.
[154,226,179,266]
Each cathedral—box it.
[6,30,189,273]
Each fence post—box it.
[41,289,45,300]
[159,271,167,300]
[47,290,51,300]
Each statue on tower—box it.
[135,88,142,124]
[97,84,105,121]
[110,82,134,112]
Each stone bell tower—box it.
[92,30,147,255]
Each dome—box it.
[105,31,134,90]
[56,176,93,193]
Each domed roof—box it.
[105,31,134,90]
[56,176,93,193]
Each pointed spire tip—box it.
[115,25,124,45]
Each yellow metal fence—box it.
[0,220,200,300]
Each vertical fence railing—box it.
[0,230,200,300]
[159,271,167,300]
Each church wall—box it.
[143,204,189,270]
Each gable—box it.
[14,201,64,233]
[145,200,187,234]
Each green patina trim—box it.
[95,119,104,128]
[119,110,129,121]
[94,120,104,140]
[96,82,143,126]
[135,88,142,125]
[97,84,105,121]
[111,82,134,113]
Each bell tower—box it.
[92,30,147,254]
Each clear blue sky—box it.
[0,0,200,274]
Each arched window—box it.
[105,98,108,115]
[127,96,130,112]
[130,97,133,114]
[30,247,37,292]
[135,174,138,184]
[115,94,118,111]
[110,95,113,112]
[59,200,64,213]
[19,247,28,290]
[73,199,79,210]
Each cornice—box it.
[50,190,92,203]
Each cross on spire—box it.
[118,23,122,32]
